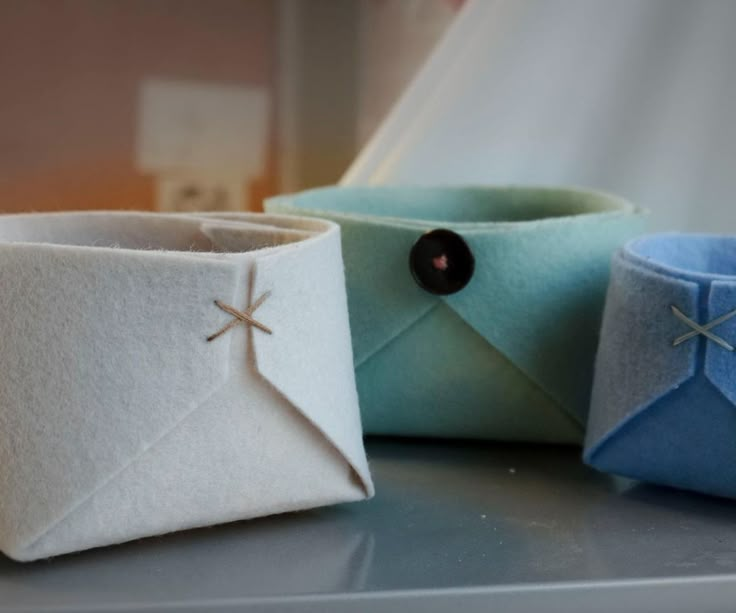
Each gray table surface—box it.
[2,439,736,613]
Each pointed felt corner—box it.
[443,214,644,427]
[249,228,374,496]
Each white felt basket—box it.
[0,212,373,562]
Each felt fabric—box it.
[585,233,736,498]
[266,186,645,441]
[0,211,373,562]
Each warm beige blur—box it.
[0,0,279,213]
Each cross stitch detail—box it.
[207,291,272,341]
[670,305,736,352]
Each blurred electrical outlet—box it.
[155,175,244,212]
[137,78,269,178]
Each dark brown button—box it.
[409,229,474,295]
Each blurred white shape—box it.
[137,78,269,179]
[343,0,736,232]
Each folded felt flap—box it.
[705,281,736,406]
[251,224,373,493]
[9,326,367,561]
[584,253,699,452]
[445,210,648,425]
[0,242,241,556]
[329,218,437,367]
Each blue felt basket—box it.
[585,233,736,498]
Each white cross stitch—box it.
[671,305,736,352]
[207,291,272,342]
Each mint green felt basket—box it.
[266,186,645,443]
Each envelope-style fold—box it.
[587,372,736,499]
[15,367,365,561]
[0,243,239,557]
[357,301,583,441]
[267,186,644,441]
[445,211,645,425]
[584,254,699,455]
[251,227,373,494]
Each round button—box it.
[409,229,475,295]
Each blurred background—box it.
[1,0,735,231]
[0,0,456,214]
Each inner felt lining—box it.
[629,234,736,278]
[0,213,317,254]
[288,186,632,224]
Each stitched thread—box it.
[671,305,736,351]
[207,291,272,341]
